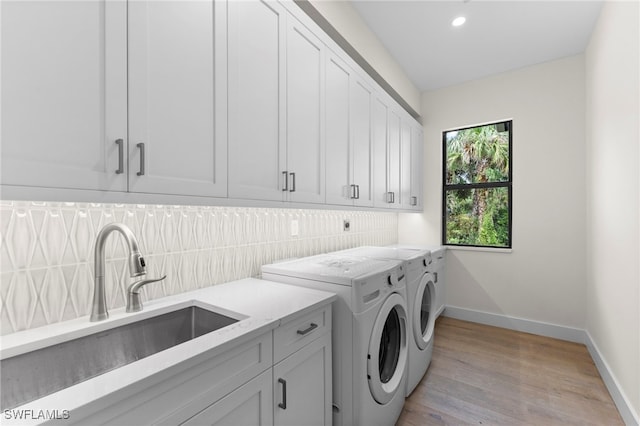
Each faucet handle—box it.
[126,275,167,313]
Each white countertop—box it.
[1,278,336,425]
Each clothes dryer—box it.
[262,254,408,426]
[335,246,436,397]
[390,245,447,317]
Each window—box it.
[442,120,512,248]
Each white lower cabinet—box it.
[182,369,273,426]
[80,332,273,425]
[76,304,332,426]
[273,333,332,426]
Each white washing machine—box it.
[335,246,436,397]
[262,254,408,426]
[390,244,447,318]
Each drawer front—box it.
[274,304,331,363]
[82,332,273,426]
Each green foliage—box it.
[444,123,510,247]
[478,208,499,246]
[446,125,509,185]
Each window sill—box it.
[445,245,512,254]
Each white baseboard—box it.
[585,332,640,426]
[442,305,586,343]
[441,306,639,426]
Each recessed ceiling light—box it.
[452,16,466,27]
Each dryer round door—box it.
[367,292,408,405]
[413,272,436,350]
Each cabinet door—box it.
[350,78,374,207]
[228,0,286,202]
[286,16,325,204]
[325,54,352,205]
[128,0,227,197]
[1,0,127,192]
[387,109,402,208]
[399,117,413,209]
[410,125,424,210]
[182,369,273,426]
[273,333,332,426]
[372,97,390,208]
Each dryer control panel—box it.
[353,264,405,314]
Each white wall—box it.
[308,0,421,115]
[398,55,587,329]
[585,1,640,421]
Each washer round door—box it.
[367,292,408,405]
[413,272,436,350]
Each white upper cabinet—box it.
[285,16,325,204]
[372,97,389,208]
[387,107,402,207]
[1,0,127,192]
[1,0,226,198]
[350,78,374,207]
[400,114,423,210]
[2,0,422,211]
[373,95,407,210]
[228,0,286,202]
[128,0,227,197]
[410,125,424,210]
[325,54,373,207]
[399,117,413,209]
[228,5,325,204]
[325,55,352,205]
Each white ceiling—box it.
[350,0,603,91]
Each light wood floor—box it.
[397,317,624,426]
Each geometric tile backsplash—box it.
[0,201,398,335]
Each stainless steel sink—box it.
[1,306,239,410]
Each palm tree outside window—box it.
[442,120,512,248]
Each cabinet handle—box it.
[278,378,287,409]
[282,171,288,191]
[386,192,395,204]
[411,196,417,206]
[115,139,124,174]
[289,172,296,192]
[296,322,318,336]
[434,272,438,283]
[136,143,145,176]
[356,185,360,200]
[350,184,357,199]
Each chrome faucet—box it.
[91,223,146,321]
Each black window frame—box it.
[441,120,513,249]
